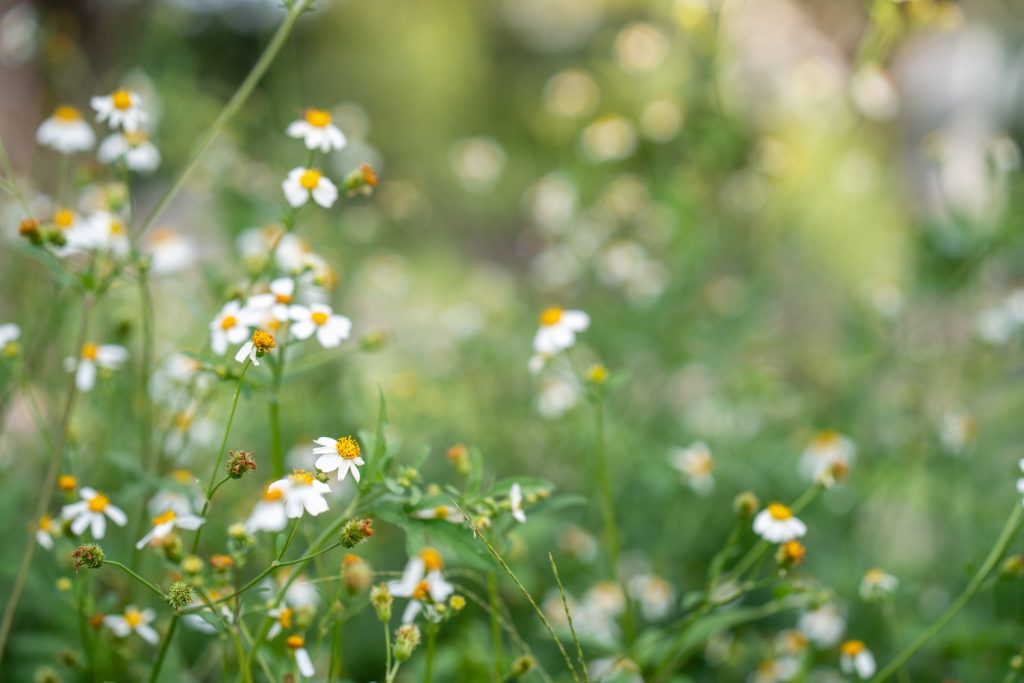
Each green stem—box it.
[127,264,156,588]
[148,615,179,683]
[726,484,821,583]
[549,554,588,681]
[133,0,315,242]
[104,560,165,599]
[488,572,504,682]
[269,339,288,479]
[191,360,251,554]
[424,624,437,683]
[0,298,92,667]
[384,620,392,679]
[869,503,1024,682]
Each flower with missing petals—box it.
[97,131,160,172]
[533,306,589,355]
[388,547,455,623]
[135,507,204,550]
[286,635,315,678]
[286,108,347,153]
[235,329,277,366]
[64,343,128,392]
[839,640,876,679]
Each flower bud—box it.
[56,578,73,592]
[160,534,184,563]
[167,581,197,610]
[446,444,470,475]
[510,655,537,677]
[733,491,759,518]
[228,523,248,540]
[18,218,42,246]
[449,595,466,611]
[587,363,609,385]
[776,540,806,569]
[343,554,374,595]
[393,624,421,661]
[72,544,104,573]
[33,665,61,683]
[371,583,393,622]
[1002,554,1024,579]
[340,517,374,548]
[181,555,204,575]
[344,163,379,196]
[210,554,235,574]
[226,450,257,479]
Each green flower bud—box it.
[340,517,374,548]
[371,583,393,623]
[167,581,197,610]
[71,544,104,573]
[393,624,421,661]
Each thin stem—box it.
[549,553,588,681]
[0,298,92,666]
[134,0,315,241]
[384,620,392,679]
[869,503,1024,682]
[488,572,504,683]
[148,615,179,683]
[104,560,165,599]
[424,624,437,683]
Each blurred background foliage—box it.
[3,0,1024,680]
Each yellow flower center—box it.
[110,220,125,235]
[841,640,866,656]
[54,105,81,121]
[412,579,431,601]
[311,311,329,326]
[81,343,99,361]
[174,412,193,432]
[123,131,147,146]
[124,608,143,628]
[88,493,110,512]
[112,90,133,110]
[286,635,305,650]
[220,315,238,331]
[251,329,277,353]
[781,540,805,563]
[278,606,293,629]
[304,108,332,127]
[172,469,193,484]
[433,505,449,520]
[290,469,315,486]
[299,169,322,190]
[152,509,176,526]
[59,475,77,491]
[54,209,74,229]
[767,503,792,520]
[539,307,563,326]
[334,436,361,460]
[263,487,284,502]
[39,515,52,531]
[865,568,886,585]
[275,293,293,304]
[813,430,841,449]
[420,547,444,572]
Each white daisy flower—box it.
[312,435,364,482]
[267,605,297,641]
[798,430,855,486]
[64,343,128,392]
[49,208,95,255]
[798,604,845,648]
[147,486,202,519]
[0,323,20,352]
[134,507,204,550]
[749,657,800,683]
[88,212,130,257]
[97,131,160,173]
[537,376,581,419]
[142,228,195,275]
[388,547,455,623]
[533,306,589,355]
[246,485,289,534]
[104,606,159,645]
[286,108,346,153]
[510,483,527,523]
[246,277,296,324]
[61,487,127,538]
[289,303,351,348]
[413,505,465,524]
[282,167,338,209]
[237,226,308,273]
[839,640,876,679]
[859,568,899,601]
[752,503,807,544]
[36,105,95,154]
[286,635,315,678]
[234,329,277,366]
[210,301,253,356]
[669,442,715,495]
[627,574,676,621]
[91,89,146,132]
[270,470,331,519]
[35,515,56,550]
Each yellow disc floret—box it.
[112,90,133,110]
[220,315,238,331]
[124,607,143,627]
[304,108,332,127]
[299,169,322,190]
[87,493,110,512]
[767,503,792,520]
[54,209,74,229]
[290,469,315,486]
[152,509,176,526]
[539,306,563,326]
[334,436,361,460]
[286,634,305,650]
[58,475,77,492]
[251,329,277,353]
[54,105,82,121]
[420,547,444,572]
[81,343,99,361]
[311,310,329,325]
[841,640,866,656]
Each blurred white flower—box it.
[35,515,55,550]
[143,228,196,275]
[269,470,331,519]
[749,657,800,683]
[36,106,95,154]
[509,483,527,523]
[859,569,898,602]
[98,132,161,173]
[798,430,855,487]
[287,108,346,153]
[88,212,130,257]
[289,303,351,348]
[0,322,20,351]
[669,442,714,495]
[627,574,676,620]
[247,277,296,324]
[286,635,315,678]
[450,137,506,191]
[533,306,589,354]
[413,505,465,524]
[939,409,976,453]
[798,604,845,648]
[209,301,253,355]
[105,606,159,645]
[246,486,288,533]
[537,376,580,419]
[388,548,454,623]
[64,343,128,392]
[91,89,146,132]
[282,167,338,208]
[752,503,807,543]
[840,640,876,679]
[849,65,900,121]
[135,507,204,549]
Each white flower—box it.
[142,228,195,275]
[270,470,331,519]
[286,108,346,153]
[235,329,277,367]
[64,343,128,392]
[246,278,297,323]
[509,483,527,523]
[798,430,855,486]
[88,212,130,257]
[91,89,146,132]
[939,410,976,453]
[286,635,315,678]
[798,604,845,648]
[388,548,454,623]
[97,132,160,172]
[148,486,202,518]
[859,569,899,601]
[289,303,351,348]
[312,435,364,482]
[533,306,589,355]
[237,226,308,273]
[135,507,204,549]
[0,323,20,350]
[61,487,127,538]
[282,167,338,209]
[36,105,95,154]
[669,442,714,495]
[35,515,56,550]
[246,486,289,534]
[749,657,800,683]
[267,605,297,641]
[840,641,876,679]
[1016,458,1024,501]
[537,376,580,419]
[210,301,253,355]
[627,574,676,621]
[104,606,159,645]
[752,503,807,544]
[413,505,465,524]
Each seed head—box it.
[72,544,104,572]
[227,450,257,479]
[167,581,197,610]
[340,517,374,548]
